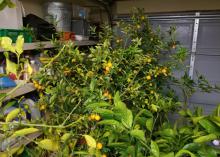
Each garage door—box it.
[150,12,220,114]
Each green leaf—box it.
[83,135,96,148]
[183,143,201,151]
[156,129,175,137]
[194,134,217,143]
[199,119,220,135]
[37,139,59,152]
[0,37,15,52]
[98,119,120,126]
[6,0,15,8]
[175,149,196,157]
[160,152,175,157]
[15,35,24,55]
[114,91,126,110]
[197,145,218,157]
[89,78,96,92]
[146,118,153,132]
[151,140,160,157]
[130,129,146,141]
[93,108,114,119]
[211,116,220,127]
[192,116,205,124]
[86,102,111,110]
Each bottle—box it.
[23,61,29,81]
[30,60,39,73]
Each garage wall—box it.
[115,0,220,15]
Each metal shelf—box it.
[0,83,36,101]
[0,40,97,52]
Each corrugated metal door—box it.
[150,13,220,114]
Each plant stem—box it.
[0,117,83,129]
[43,45,66,70]
[0,82,26,105]
[61,100,81,126]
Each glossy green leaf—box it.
[197,145,218,157]
[89,78,96,92]
[0,37,15,52]
[15,35,24,55]
[146,117,153,132]
[199,119,220,135]
[93,108,114,118]
[86,102,111,110]
[192,116,205,124]
[194,134,217,143]
[130,129,146,141]
[175,149,196,157]
[151,140,160,157]
[114,91,126,110]
[83,135,96,148]
[183,143,201,151]
[98,119,120,126]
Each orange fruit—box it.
[96,142,103,149]
[147,59,152,63]
[95,115,101,121]
[162,68,167,74]
[90,114,96,120]
[146,75,151,80]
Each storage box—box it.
[0,29,33,43]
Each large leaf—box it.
[0,37,15,52]
[175,149,196,157]
[211,116,220,127]
[37,139,59,152]
[86,102,111,110]
[83,135,96,148]
[15,35,24,55]
[156,129,175,137]
[183,143,201,151]
[199,119,220,135]
[194,134,217,143]
[151,140,160,157]
[197,145,218,157]
[98,119,120,126]
[89,78,96,92]
[114,91,126,110]
[130,129,146,141]
[11,128,39,137]
[146,118,153,132]
[113,92,133,128]
[93,108,114,119]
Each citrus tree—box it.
[0,9,220,157]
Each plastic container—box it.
[0,29,33,43]
[44,2,72,32]
[0,77,16,89]
[60,32,75,41]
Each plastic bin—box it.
[0,29,33,43]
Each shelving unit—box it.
[0,40,97,52]
[0,83,36,101]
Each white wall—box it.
[115,0,220,14]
